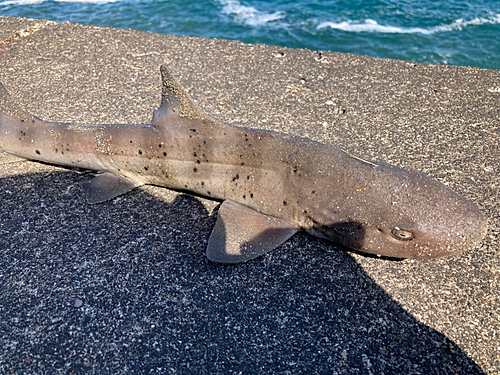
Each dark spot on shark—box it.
[163,152,167,157]
[144,166,149,171]
[138,150,143,155]
[293,167,298,173]
[241,162,244,166]
[20,120,25,123]
[193,168,198,172]
[32,119,35,123]
[193,152,197,157]
[312,190,316,194]
[35,150,40,155]
[55,148,58,153]
[201,182,205,186]
[232,174,239,182]
[159,144,162,148]
[247,175,250,180]
[283,201,287,206]
[130,140,133,143]
[66,148,70,152]
[196,160,200,164]
[250,193,253,198]
[207,191,211,195]
[243,194,246,199]
[203,140,206,144]
[184,185,188,188]
[190,129,197,132]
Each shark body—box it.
[0,66,487,262]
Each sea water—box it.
[1,0,499,70]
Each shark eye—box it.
[391,227,414,241]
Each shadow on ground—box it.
[0,170,485,374]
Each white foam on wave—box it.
[1,0,120,5]
[55,0,120,2]
[318,14,500,35]
[218,0,284,27]
[1,0,43,4]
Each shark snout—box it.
[362,197,488,259]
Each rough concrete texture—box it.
[0,16,498,374]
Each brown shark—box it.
[0,66,488,263]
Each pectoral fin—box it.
[80,172,143,204]
[207,200,299,263]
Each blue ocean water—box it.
[1,0,499,70]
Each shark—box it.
[0,66,488,263]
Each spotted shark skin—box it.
[0,66,488,263]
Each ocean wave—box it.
[1,0,120,5]
[317,14,500,35]
[218,0,284,27]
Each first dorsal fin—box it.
[152,65,205,126]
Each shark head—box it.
[314,161,488,259]
[359,162,487,258]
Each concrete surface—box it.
[0,16,498,374]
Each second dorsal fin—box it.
[152,65,205,125]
